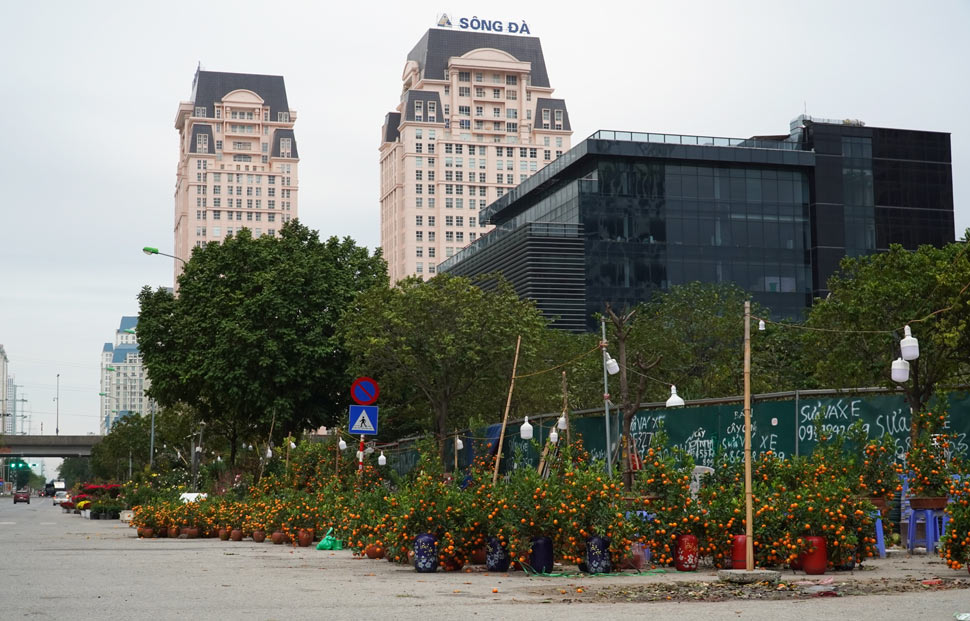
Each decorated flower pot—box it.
[271,531,284,545]
[252,530,266,543]
[585,535,612,574]
[529,536,554,574]
[732,534,748,570]
[801,536,827,575]
[297,529,313,547]
[414,533,438,573]
[230,529,243,542]
[675,534,699,572]
[486,536,511,572]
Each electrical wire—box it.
[513,343,602,379]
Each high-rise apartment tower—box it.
[173,69,299,281]
[380,27,572,283]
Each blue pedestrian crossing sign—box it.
[349,405,379,435]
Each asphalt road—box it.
[2,496,969,620]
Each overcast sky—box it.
[1,1,967,473]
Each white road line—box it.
[0,521,16,525]
[41,522,56,525]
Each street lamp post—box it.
[55,374,60,436]
[142,246,186,265]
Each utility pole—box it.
[55,373,60,436]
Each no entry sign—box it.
[351,376,380,406]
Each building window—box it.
[216,140,223,150]
[428,101,436,121]
[416,247,423,257]
[428,216,435,226]
[458,71,470,82]
[544,150,551,161]
[493,89,501,99]
[415,215,423,226]
[428,263,436,274]
[196,134,209,153]
[493,107,501,118]
[429,247,436,258]
[415,231,423,242]
[507,109,518,120]
[278,111,290,122]
[416,262,423,274]
[414,101,423,121]
[555,110,563,123]
[280,138,292,158]
[445,215,454,227]
[507,123,518,133]
[506,90,517,101]
[195,106,206,117]
[459,86,470,97]
[458,106,470,116]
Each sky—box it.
[1,0,968,476]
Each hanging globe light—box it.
[900,325,919,361]
[338,438,347,451]
[265,447,273,459]
[456,438,464,451]
[549,429,559,444]
[520,416,533,440]
[758,319,766,331]
[557,414,568,430]
[378,452,387,466]
[605,354,619,375]
[891,358,910,383]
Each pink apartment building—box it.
[173,69,299,281]
[380,28,572,283]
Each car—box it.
[13,489,30,504]
[52,491,69,506]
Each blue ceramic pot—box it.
[585,535,612,574]
[413,533,438,573]
[486,536,510,572]
[529,536,554,574]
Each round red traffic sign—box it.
[351,376,380,406]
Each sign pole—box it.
[492,335,522,487]
[358,435,365,473]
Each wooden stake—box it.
[454,433,459,473]
[492,335,522,487]
[743,300,754,571]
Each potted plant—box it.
[858,433,902,517]
[940,474,970,572]
[906,414,955,510]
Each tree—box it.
[137,221,386,465]
[58,457,93,488]
[803,241,970,434]
[340,273,549,464]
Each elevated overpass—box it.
[0,435,101,458]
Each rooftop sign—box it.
[436,13,532,35]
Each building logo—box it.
[435,14,532,35]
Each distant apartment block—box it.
[100,317,158,434]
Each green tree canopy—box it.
[803,241,970,426]
[57,457,93,489]
[137,221,387,464]
[340,273,549,462]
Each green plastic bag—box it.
[316,528,337,550]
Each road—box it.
[1,497,969,620]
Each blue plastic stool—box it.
[871,512,886,558]
[907,508,941,552]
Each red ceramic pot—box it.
[365,544,386,560]
[801,536,827,575]
[230,529,243,542]
[218,528,230,541]
[470,547,487,565]
[675,534,699,572]
[732,534,747,570]
[168,526,180,539]
[271,531,285,545]
[252,530,266,543]
[297,530,312,547]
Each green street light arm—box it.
[143,246,186,265]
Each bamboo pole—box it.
[492,335,522,487]
[744,300,754,571]
[561,371,570,447]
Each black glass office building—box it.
[441,117,954,332]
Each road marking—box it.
[0,521,16,525]
[41,522,56,525]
